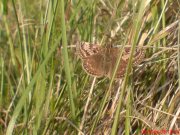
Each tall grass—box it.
[0,0,180,134]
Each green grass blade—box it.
[6,36,61,135]
[60,0,76,119]
[111,1,149,134]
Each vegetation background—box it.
[0,0,180,134]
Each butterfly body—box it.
[77,42,144,79]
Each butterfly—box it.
[76,42,144,79]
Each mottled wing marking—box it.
[115,59,128,78]
[120,47,144,65]
[107,47,144,78]
[77,42,145,79]
[133,48,145,65]
[77,42,102,59]
[121,47,131,61]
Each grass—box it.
[0,0,180,134]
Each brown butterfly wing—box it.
[77,42,144,78]
[106,48,128,78]
[133,48,145,65]
[82,53,105,77]
[107,47,144,79]
[77,42,102,59]
[115,59,128,78]
[122,47,144,65]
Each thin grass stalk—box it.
[0,57,4,110]
[177,19,180,117]
[42,0,57,56]
[78,77,96,135]
[33,1,58,133]
[89,43,126,135]
[178,21,180,96]
[11,0,26,84]
[111,1,149,134]
[42,83,67,135]
[41,0,58,117]
[2,0,8,14]
[89,1,126,133]
[153,0,167,122]
[125,87,131,135]
[17,3,30,134]
[41,0,50,38]
[161,0,167,93]
[3,15,15,66]
[6,35,62,135]
[19,4,30,84]
[2,0,15,65]
[1,0,7,111]
[60,0,76,119]
[152,0,168,35]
